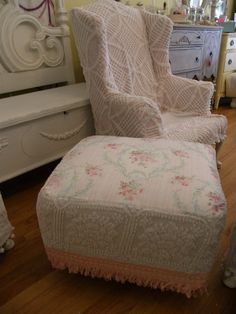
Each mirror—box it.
[187,0,227,19]
[189,0,210,9]
[210,0,227,19]
[190,0,201,7]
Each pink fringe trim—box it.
[46,247,208,298]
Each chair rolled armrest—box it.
[158,75,214,115]
[104,91,163,138]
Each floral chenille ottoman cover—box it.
[37,136,226,297]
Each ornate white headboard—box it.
[0,0,75,94]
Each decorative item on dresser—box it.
[215,32,236,109]
[0,0,94,183]
[170,24,222,83]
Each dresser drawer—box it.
[170,48,202,74]
[170,31,204,46]
[226,36,236,50]
[224,52,236,72]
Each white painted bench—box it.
[0,1,93,183]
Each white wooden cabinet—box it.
[170,24,222,82]
[215,33,236,109]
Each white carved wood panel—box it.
[170,30,204,46]
[0,0,75,93]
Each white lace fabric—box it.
[71,0,227,144]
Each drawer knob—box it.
[230,40,234,46]
[195,57,199,63]
[196,35,201,39]
[228,59,232,65]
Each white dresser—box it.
[170,24,222,83]
[215,32,236,109]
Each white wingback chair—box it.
[71,0,227,147]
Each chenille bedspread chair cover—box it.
[71,0,227,145]
[0,193,14,253]
[37,136,227,297]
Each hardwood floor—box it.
[0,106,236,314]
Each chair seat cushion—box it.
[37,136,226,297]
[162,112,227,145]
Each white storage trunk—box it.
[0,83,94,183]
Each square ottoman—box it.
[37,136,226,297]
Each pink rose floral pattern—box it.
[85,165,102,177]
[171,176,191,187]
[43,137,226,220]
[105,143,119,150]
[119,180,143,201]
[207,192,225,214]
[129,150,155,167]
[173,150,190,158]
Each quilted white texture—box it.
[37,136,226,275]
[71,0,227,145]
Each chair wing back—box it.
[141,10,173,79]
[71,0,158,101]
